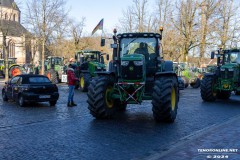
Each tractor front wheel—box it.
[152,75,179,123]
[200,76,217,101]
[87,76,116,119]
[190,78,201,88]
[79,73,91,92]
[46,70,58,84]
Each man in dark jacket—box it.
[67,64,78,107]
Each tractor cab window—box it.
[120,37,157,61]
[84,53,98,62]
[229,52,240,63]
[54,58,62,65]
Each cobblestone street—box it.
[0,84,240,159]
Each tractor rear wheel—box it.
[87,76,116,119]
[217,91,231,99]
[190,78,201,88]
[200,76,217,101]
[46,69,58,84]
[152,75,179,123]
[79,73,91,92]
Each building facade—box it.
[0,0,37,64]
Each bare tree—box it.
[172,0,199,62]
[119,0,149,32]
[69,17,86,50]
[24,0,68,74]
[213,0,238,49]
[198,0,221,65]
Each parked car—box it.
[178,76,185,90]
[2,74,59,107]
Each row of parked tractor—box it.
[2,27,240,123]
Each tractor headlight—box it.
[133,61,143,66]
[121,61,129,66]
[228,68,234,71]
[220,68,225,71]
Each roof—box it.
[0,0,20,11]
[0,20,29,36]
[76,50,101,54]
[117,32,161,38]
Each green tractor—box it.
[44,56,65,83]
[74,50,106,92]
[201,48,240,101]
[87,28,179,122]
[0,58,26,78]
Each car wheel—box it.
[18,95,25,107]
[49,100,57,106]
[2,90,8,101]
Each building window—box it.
[13,14,16,21]
[8,41,15,58]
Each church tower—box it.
[0,0,30,64]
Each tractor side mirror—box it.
[101,38,105,46]
[106,54,110,61]
[211,52,215,59]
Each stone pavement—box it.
[146,115,240,160]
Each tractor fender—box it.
[95,71,116,77]
[203,73,216,77]
[155,71,177,77]
[155,71,178,80]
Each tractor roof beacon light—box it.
[159,27,163,40]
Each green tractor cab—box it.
[87,28,179,122]
[44,56,65,83]
[201,48,240,101]
[74,50,106,92]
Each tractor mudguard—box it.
[203,73,216,77]
[95,71,116,76]
[155,71,178,82]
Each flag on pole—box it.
[91,19,104,35]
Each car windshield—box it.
[28,77,51,83]
[120,37,157,56]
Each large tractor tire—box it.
[46,69,58,84]
[190,78,201,88]
[181,76,189,88]
[79,73,91,92]
[217,91,231,99]
[87,76,117,119]
[9,65,26,78]
[200,76,217,101]
[152,75,179,123]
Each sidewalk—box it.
[146,115,240,160]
